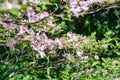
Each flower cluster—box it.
[0,0,120,79]
[2,21,102,59]
[69,0,117,18]
[27,7,49,23]
[2,3,105,60]
[22,0,40,4]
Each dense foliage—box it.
[0,0,120,80]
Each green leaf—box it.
[9,8,20,16]
[92,61,100,66]
[0,39,6,43]
[70,72,77,78]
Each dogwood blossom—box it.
[76,50,84,57]
[2,23,15,29]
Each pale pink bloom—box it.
[25,36,34,41]
[17,25,27,35]
[2,23,15,29]
[67,32,72,37]
[70,6,82,18]
[36,33,48,41]
[76,51,84,57]
[63,53,72,60]
[22,0,27,4]
[29,12,49,23]
[47,19,55,26]
[26,28,35,36]
[38,51,46,58]
[73,12,79,18]
[28,14,41,23]
[114,78,118,80]
[40,44,47,51]
[39,12,49,20]
[6,38,17,49]
[55,38,63,49]
[68,35,78,42]
[94,55,99,60]
[70,0,77,4]
[83,39,89,44]
[81,56,89,61]
[29,0,40,4]
[46,39,55,50]
[32,13,41,22]
[27,7,36,23]
[67,36,74,42]
[88,0,103,3]
[73,43,79,48]
[55,38,66,49]
[80,1,89,11]
[32,43,40,51]
[32,43,46,58]
[69,0,81,18]
[69,0,78,8]
[67,38,73,42]
[29,16,39,23]
[28,17,34,23]
[5,1,13,9]
[4,1,20,10]
[98,0,103,3]
[72,35,78,41]
[27,7,35,18]
[85,68,93,74]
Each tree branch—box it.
[82,5,119,15]
[7,59,64,79]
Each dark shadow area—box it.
[74,8,120,40]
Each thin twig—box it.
[2,6,59,25]
[82,5,119,15]
[7,59,64,79]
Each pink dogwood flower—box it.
[81,56,89,61]
[67,35,78,42]
[80,1,89,11]
[76,50,84,57]
[32,43,46,58]
[94,55,99,60]
[27,11,49,23]
[2,23,15,29]
[46,39,55,50]
[38,51,46,58]
[85,68,93,74]
[27,7,35,18]
[36,33,48,41]
[47,19,55,26]
[63,53,73,60]
[88,0,103,3]
[6,38,17,49]
[69,0,78,8]
[35,12,49,20]
[17,25,27,35]
[55,38,67,49]
[70,6,82,18]
[55,38,63,49]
